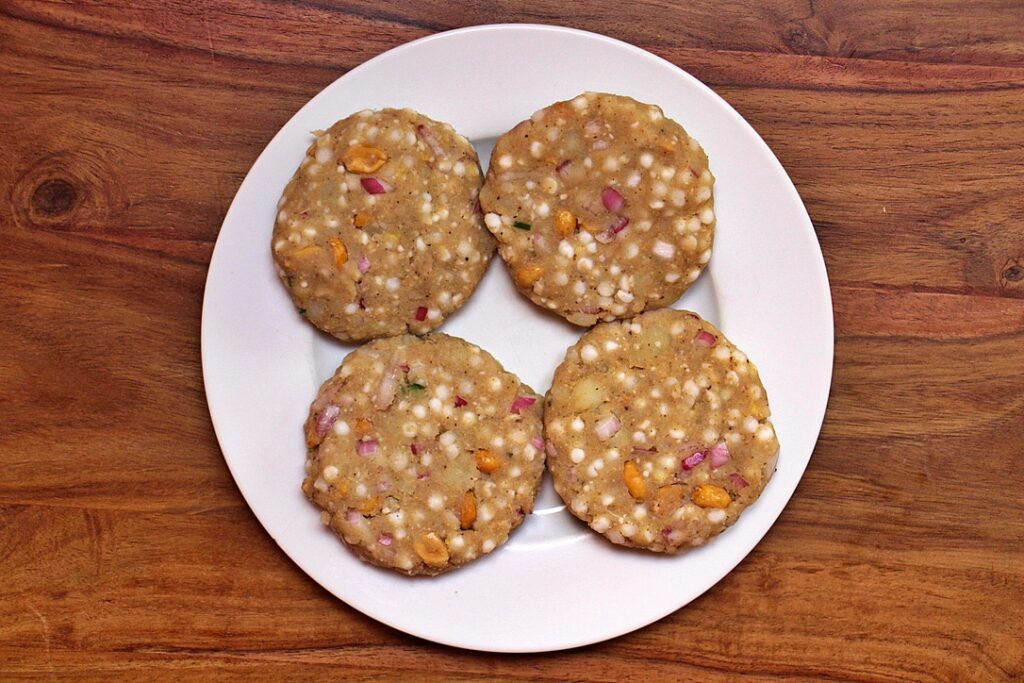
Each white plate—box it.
[202,24,833,653]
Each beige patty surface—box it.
[479,92,715,326]
[544,309,779,553]
[303,334,545,575]
[272,109,494,342]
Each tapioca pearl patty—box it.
[303,333,545,575]
[544,309,779,553]
[273,109,494,342]
[479,93,715,326]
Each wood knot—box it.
[1000,258,1024,291]
[12,150,123,233]
[31,178,78,217]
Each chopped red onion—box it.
[510,395,537,415]
[414,306,428,322]
[454,395,468,407]
[416,124,446,157]
[410,442,420,455]
[729,473,749,489]
[378,533,393,546]
[708,442,731,469]
[530,436,545,451]
[609,216,630,235]
[374,370,398,410]
[358,255,370,273]
[682,450,706,471]
[356,438,378,456]
[314,404,340,438]
[694,330,717,347]
[555,159,572,176]
[594,414,621,441]
[345,510,361,523]
[601,186,625,213]
[360,177,391,194]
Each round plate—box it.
[202,24,833,653]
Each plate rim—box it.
[201,22,834,652]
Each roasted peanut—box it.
[692,484,731,509]
[514,264,543,288]
[352,211,371,229]
[342,145,388,174]
[460,491,477,529]
[623,460,647,500]
[354,418,373,435]
[358,496,380,515]
[328,237,348,267]
[652,484,685,515]
[554,209,577,237]
[475,449,502,474]
[413,532,449,566]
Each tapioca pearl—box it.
[621,242,640,260]
[686,268,701,282]
[683,216,701,233]
[632,431,647,444]
[571,497,588,515]
[557,239,575,259]
[592,516,611,533]
[497,154,513,169]
[633,504,649,520]
[570,416,585,433]
[620,522,638,538]
[484,212,501,230]
[354,482,368,498]
[490,435,505,450]
[571,95,588,110]
[696,187,713,203]
[649,199,665,210]
[615,290,634,303]
[639,152,654,168]
[576,257,594,272]
[683,379,701,398]
[723,370,739,386]
[580,344,599,363]
[418,422,436,437]
[327,418,351,438]
[528,140,544,158]
[507,464,523,479]
[476,503,495,524]
[649,240,677,260]
[426,397,443,414]
[443,443,460,458]
[602,156,620,172]
[707,509,727,524]
[535,201,551,218]
[756,424,775,442]
[572,280,587,296]
[391,450,409,470]
[439,431,456,447]
[459,411,478,426]
[595,281,615,298]
[469,355,482,369]
[623,374,639,391]
[570,448,585,464]
[400,420,418,438]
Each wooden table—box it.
[3,2,1023,680]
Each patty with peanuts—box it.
[303,333,545,575]
[479,92,715,327]
[544,309,779,553]
[272,109,494,342]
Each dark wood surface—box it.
[2,2,1023,680]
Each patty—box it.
[479,92,715,326]
[273,108,494,342]
[544,309,779,553]
[303,333,545,575]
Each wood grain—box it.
[2,1,1022,680]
